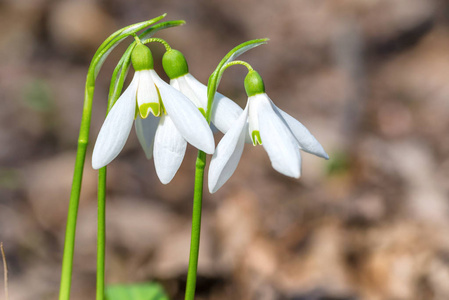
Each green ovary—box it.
[198,107,206,118]
[251,130,262,146]
[139,103,160,118]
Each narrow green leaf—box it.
[140,20,185,43]
[93,14,167,79]
[206,38,269,122]
[105,283,169,300]
[217,38,269,71]
[94,14,165,57]
[107,44,135,110]
[107,20,186,109]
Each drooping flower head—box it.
[92,43,215,184]
[208,70,329,193]
[162,49,243,134]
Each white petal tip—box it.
[208,180,221,194]
[92,163,101,170]
[155,167,177,185]
[159,176,172,185]
[91,155,106,170]
[286,169,301,179]
[314,147,329,160]
[271,161,301,179]
[204,144,215,155]
[301,146,329,160]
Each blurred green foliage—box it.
[22,79,54,112]
[326,151,350,176]
[106,283,169,300]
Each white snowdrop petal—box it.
[183,73,208,108]
[137,70,159,118]
[174,75,204,109]
[153,115,187,184]
[211,94,243,134]
[184,73,242,134]
[135,114,159,159]
[274,104,329,159]
[257,97,301,178]
[208,106,249,193]
[170,78,180,90]
[92,77,138,169]
[150,70,215,154]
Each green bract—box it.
[162,49,189,79]
[108,20,185,110]
[131,44,154,71]
[93,14,166,78]
[244,70,265,97]
[206,38,268,122]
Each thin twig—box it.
[0,242,8,300]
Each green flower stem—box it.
[134,35,171,51]
[219,60,254,74]
[144,38,172,51]
[97,21,185,300]
[184,39,268,300]
[184,151,206,300]
[58,16,182,300]
[96,168,107,300]
[59,73,95,300]
[206,38,269,121]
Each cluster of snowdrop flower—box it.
[92,41,328,192]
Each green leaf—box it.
[107,20,186,110]
[139,20,185,44]
[216,39,269,72]
[206,38,269,122]
[92,14,167,79]
[107,43,135,111]
[105,283,169,300]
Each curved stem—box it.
[145,37,172,51]
[220,60,253,73]
[205,39,268,123]
[184,151,206,300]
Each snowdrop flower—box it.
[161,49,242,134]
[208,70,329,193]
[92,44,215,184]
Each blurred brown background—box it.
[1,0,449,299]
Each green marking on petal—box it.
[134,104,139,120]
[155,85,167,115]
[140,103,160,118]
[251,130,262,146]
[199,107,206,118]
[160,100,166,115]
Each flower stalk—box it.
[96,168,107,300]
[184,39,268,300]
[184,150,206,300]
[58,16,184,300]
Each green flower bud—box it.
[131,44,154,71]
[244,70,265,97]
[162,49,189,79]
